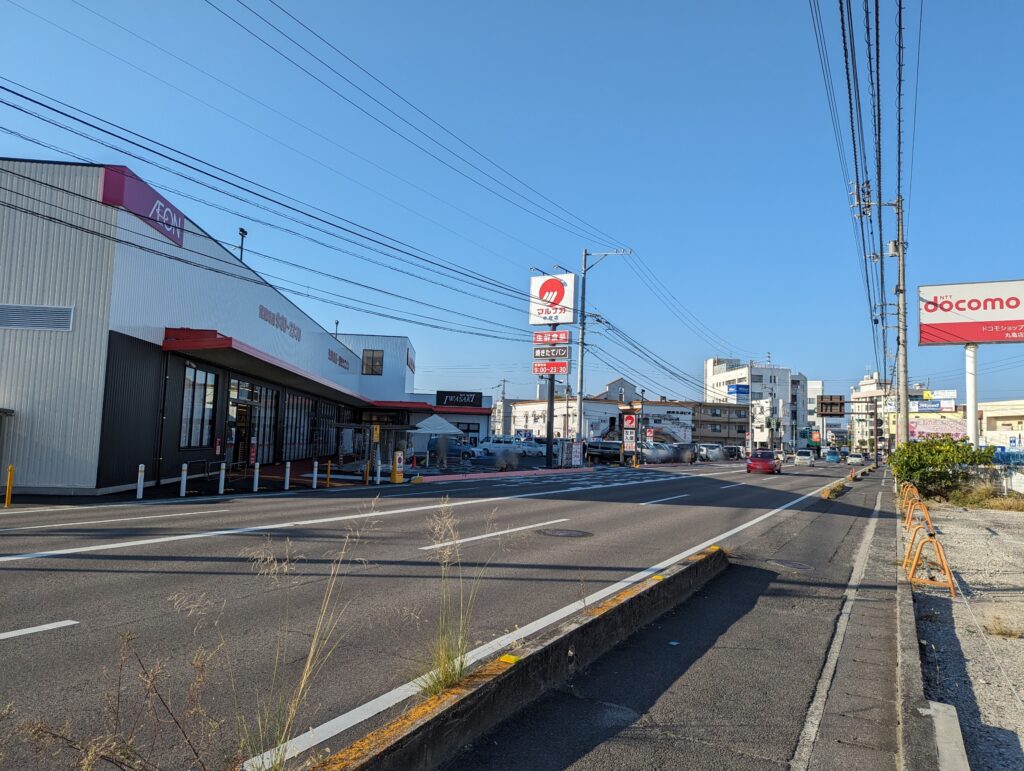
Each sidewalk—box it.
[446,471,912,770]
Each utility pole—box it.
[895,195,910,445]
[575,248,631,441]
[545,326,557,469]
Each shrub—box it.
[888,438,994,497]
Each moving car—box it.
[639,442,672,463]
[747,449,782,474]
[824,449,842,464]
[846,453,866,465]
[794,449,815,466]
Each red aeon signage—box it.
[919,280,1024,345]
[533,330,571,344]
[532,361,570,375]
[101,166,186,246]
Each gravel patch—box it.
[909,503,1024,770]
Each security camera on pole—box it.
[529,272,577,468]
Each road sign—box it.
[533,361,570,375]
[533,345,570,359]
[818,395,846,417]
[623,414,637,429]
[646,428,654,438]
[1011,437,1019,449]
[533,330,571,345]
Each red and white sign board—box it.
[529,273,577,326]
[533,361,570,375]
[534,330,571,344]
[102,166,186,246]
[919,280,1024,345]
[646,428,654,438]
[623,414,637,429]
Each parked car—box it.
[699,443,724,461]
[427,437,483,461]
[846,453,866,465]
[824,449,842,464]
[747,449,782,474]
[478,435,517,455]
[513,439,546,457]
[722,445,743,460]
[794,449,815,467]
[667,443,698,463]
[585,440,622,463]
[639,442,672,463]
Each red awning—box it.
[162,328,372,406]
[371,400,492,416]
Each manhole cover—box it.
[769,559,813,572]
[538,528,593,538]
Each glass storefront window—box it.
[180,364,216,448]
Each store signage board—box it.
[533,345,571,359]
[923,389,957,400]
[623,414,637,429]
[919,280,1024,345]
[646,428,654,438]
[532,361,570,375]
[727,384,750,405]
[102,165,186,246]
[623,428,636,442]
[436,391,483,408]
[533,330,571,345]
[529,273,577,326]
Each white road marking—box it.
[0,475,696,564]
[640,493,691,506]
[419,518,570,551]
[245,474,842,770]
[720,483,743,489]
[790,479,884,769]
[0,509,231,533]
[0,619,79,641]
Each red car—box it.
[747,449,782,474]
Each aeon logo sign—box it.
[101,166,186,247]
[923,295,1021,313]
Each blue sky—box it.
[2,0,1021,403]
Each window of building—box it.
[361,349,384,375]
[751,374,764,383]
[710,408,722,417]
[735,409,747,418]
[710,424,722,433]
[180,364,217,448]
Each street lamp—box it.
[571,248,631,441]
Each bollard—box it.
[4,464,13,509]
[179,463,188,497]
[252,462,260,493]
[218,462,226,495]
[326,459,332,488]
[136,464,145,500]
[312,461,319,489]
[284,461,291,491]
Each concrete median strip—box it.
[310,548,728,771]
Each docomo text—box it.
[922,295,1021,313]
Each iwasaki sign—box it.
[919,279,1024,345]
[528,273,577,326]
[436,391,483,408]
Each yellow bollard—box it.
[4,464,12,508]
[326,460,332,488]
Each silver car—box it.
[794,449,815,467]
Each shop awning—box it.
[409,414,464,435]
[372,400,492,416]
[162,328,372,407]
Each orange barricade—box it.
[904,498,934,533]
[906,535,956,597]
[898,482,919,515]
[902,524,930,571]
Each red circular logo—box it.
[538,277,566,308]
[623,414,637,429]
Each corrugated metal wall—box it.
[0,161,115,490]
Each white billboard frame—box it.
[529,272,578,326]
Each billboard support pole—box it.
[966,343,978,446]
[896,195,910,445]
[546,325,557,469]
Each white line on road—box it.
[720,483,743,489]
[0,475,700,564]
[419,518,570,551]
[790,477,884,769]
[0,509,232,534]
[246,474,842,770]
[0,619,79,641]
[640,493,691,506]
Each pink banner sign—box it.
[101,166,185,246]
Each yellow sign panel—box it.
[372,424,381,442]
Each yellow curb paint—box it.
[499,654,520,664]
[652,575,665,581]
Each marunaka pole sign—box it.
[529,273,577,326]
[919,279,1024,345]
[533,345,570,359]
[534,330,571,345]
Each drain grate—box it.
[769,559,813,572]
[538,529,593,538]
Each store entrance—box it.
[226,378,278,466]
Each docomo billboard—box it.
[529,273,577,326]
[919,280,1024,345]
[101,166,186,247]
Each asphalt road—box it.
[0,461,856,768]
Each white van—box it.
[699,443,724,461]
[478,435,517,455]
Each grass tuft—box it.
[984,615,1024,639]
[947,484,1024,512]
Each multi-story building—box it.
[978,400,1024,449]
[703,358,808,450]
[684,402,750,447]
[850,373,927,452]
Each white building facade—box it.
[704,358,809,450]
